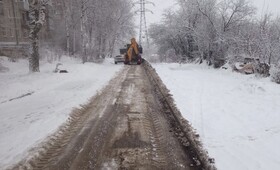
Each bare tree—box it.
[28,0,47,72]
[150,0,264,67]
[219,0,255,32]
[29,0,135,65]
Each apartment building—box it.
[0,0,29,46]
[0,0,53,57]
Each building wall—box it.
[0,0,29,46]
[0,0,54,57]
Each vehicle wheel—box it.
[137,58,142,65]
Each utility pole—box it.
[135,0,154,47]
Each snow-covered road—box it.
[0,57,123,169]
[153,63,280,170]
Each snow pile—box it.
[0,56,123,169]
[271,66,280,84]
[0,57,9,73]
[153,63,280,170]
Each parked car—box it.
[114,54,125,64]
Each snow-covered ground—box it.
[153,63,280,170]
[1,56,279,170]
[0,56,123,169]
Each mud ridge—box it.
[142,59,216,170]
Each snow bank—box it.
[0,56,123,169]
[153,63,280,170]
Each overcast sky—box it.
[253,0,280,16]
[137,0,280,26]
[141,0,178,25]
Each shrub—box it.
[255,63,270,77]
[271,66,280,84]
[0,62,9,73]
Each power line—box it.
[134,0,154,47]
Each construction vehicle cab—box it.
[124,38,143,65]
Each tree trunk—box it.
[28,0,46,72]
[81,0,87,63]
[29,29,40,72]
[65,9,70,56]
[73,31,76,55]
[62,0,71,56]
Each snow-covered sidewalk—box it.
[153,63,280,170]
[0,57,123,169]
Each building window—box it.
[8,9,12,18]
[3,27,7,37]
[17,28,21,38]
[23,29,28,38]
[22,12,29,24]
[0,0,4,16]
[9,28,14,37]
[0,26,4,37]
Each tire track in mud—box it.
[9,67,130,170]
[143,60,216,170]
[10,61,216,170]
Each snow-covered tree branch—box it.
[150,0,280,68]
[28,0,135,69]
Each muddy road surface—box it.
[12,62,214,170]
